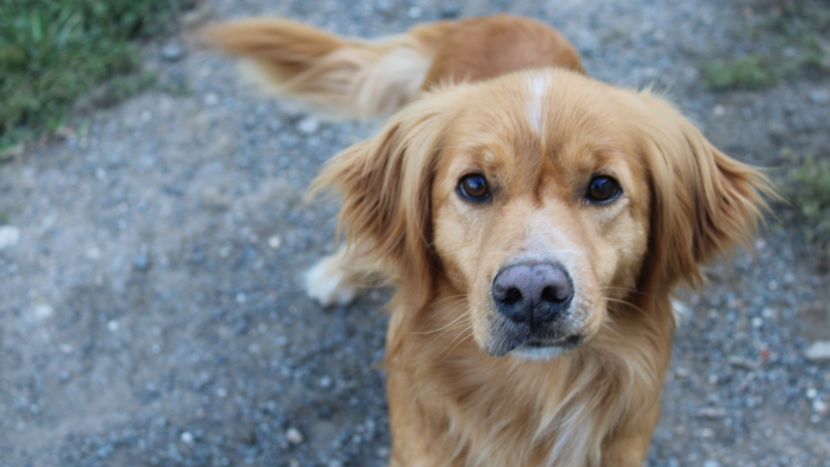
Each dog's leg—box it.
[304,244,379,307]
[304,245,359,307]
[600,401,661,467]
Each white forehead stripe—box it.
[525,71,552,135]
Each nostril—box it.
[541,286,568,303]
[503,287,523,305]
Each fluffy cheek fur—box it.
[431,161,652,357]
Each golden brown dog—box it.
[204,15,771,466]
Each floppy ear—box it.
[633,93,774,290]
[310,99,450,301]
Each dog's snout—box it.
[492,263,574,328]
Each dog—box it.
[204,15,771,466]
[202,15,585,306]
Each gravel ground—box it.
[1,0,829,466]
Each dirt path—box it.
[1,0,828,466]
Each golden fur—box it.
[203,15,772,467]
[202,15,583,118]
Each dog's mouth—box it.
[484,322,585,358]
[506,334,584,360]
[524,335,583,348]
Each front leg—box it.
[601,401,661,467]
[304,243,380,307]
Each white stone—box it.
[805,341,830,361]
[0,225,21,250]
[296,117,319,134]
[32,303,53,320]
[286,427,304,444]
[809,89,829,104]
[268,235,281,249]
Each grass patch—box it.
[701,0,829,90]
[703,55,778,90]
[0,0,186,149]
[780,149,830,263]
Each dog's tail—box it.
[201,18,459,119]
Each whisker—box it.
[603,296,648,315]
[413,307,470,335]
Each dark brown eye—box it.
[586,176,621,203]
[457,174,490,202]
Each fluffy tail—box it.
[201,18,459,119]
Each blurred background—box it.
[0,0,828,466]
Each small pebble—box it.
[805,341,830,361]
[809,89,829,104]
[0,225,21,250]
[180,431,194,443]
[32,303,53,320]
[162,42,185,62]
[297,117,319,134]
[440,3,461,19]
[268,235,282,249]
[133,253,150,271]
[286,427,304,444]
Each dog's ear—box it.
[310,99,450,300]
[633,93,773,290]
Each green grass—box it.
[783,151,830,251]
[703,55,778,90]
[701,0,829,90]
[0,0,185,149]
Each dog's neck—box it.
[384,278,674,467]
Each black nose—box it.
[491,263,574,329]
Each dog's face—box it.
[316,69,766,360]
[430,80,652,358]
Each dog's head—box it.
[315,69,769,360]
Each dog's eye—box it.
[457,174,491,202]
[586,176,621,203]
